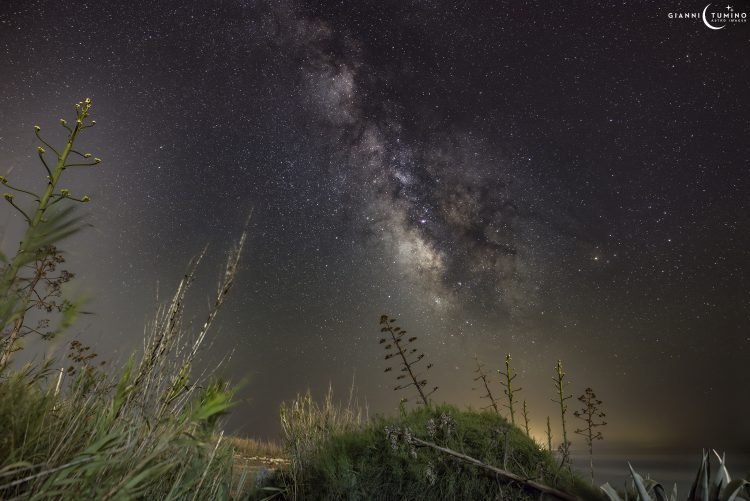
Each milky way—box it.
[0,0,748,473]
[271,1,564,316]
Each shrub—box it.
[268,404,601,500]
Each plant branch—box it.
[409,436,576,501]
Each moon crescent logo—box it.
[702,4,726,29]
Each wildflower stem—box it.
[0,100,91,368]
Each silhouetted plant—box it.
[66,339,107,395]
[546,416,553,452]
[3,246,76,361]
[471,354,499,415]
[66,339,103,375]
[574,387,607,485]
[498,353,521,425]
[378,314,437,406]
[0,98,99,369]
[552,359,572,470]
[522,399,531,436]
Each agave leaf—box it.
[652,483,669,501]
[644,477,661,492]
[601,482,623,501]
[720,479,749,501]
[710,450,731,500]
[688,450,710,501]
[629,463,653,501]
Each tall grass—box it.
[278,383,366,499]
[0,230,252,499]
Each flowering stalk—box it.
[0,98,100,368]
[498,353,521,425]
[552,360,573,470]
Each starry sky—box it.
[1,0,748,470]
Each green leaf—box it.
[108,353,135,424]
[601,482,623,501]
[58,296,86,331]
[652,483,669,501]
[688,450,710,501]
[628,463,653,501]
[720,479,749,501]
[711,450,731,499]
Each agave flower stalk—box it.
[552,360,573,470]
[574,387,607,485]
[522,400,531,436]
[546,416,553,452]
[472,355,500,415]
[498,353,521,425]
[378,315,437,406]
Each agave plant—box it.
[378,314,437,406]
[601,450,750,501]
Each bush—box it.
[268,403,601,500]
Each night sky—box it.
[1,0,748,474]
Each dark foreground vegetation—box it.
[2,101,748,500]
[268,395,599,500]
